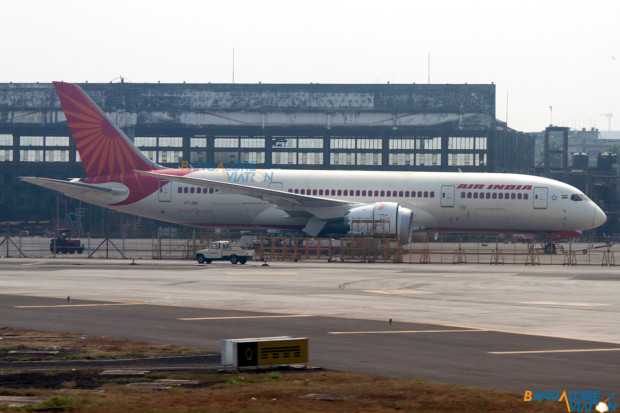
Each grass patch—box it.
[0,370,568,412]
[0,328,206,361]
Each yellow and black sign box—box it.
[222,337,308,367]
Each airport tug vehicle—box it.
[195,241,254,264]
[50,228,84,254]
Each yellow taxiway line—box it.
[15,303,143,308]
[179,314,315,321]
[490,348,620,355]
[328,329,488,335]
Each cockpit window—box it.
[571,194,584,201]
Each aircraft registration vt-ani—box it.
[21,82,607,243]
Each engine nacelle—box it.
[345,202,413,243]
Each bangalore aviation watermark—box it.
[180,161,275,184]
[524,390,616,412]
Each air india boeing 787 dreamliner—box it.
[21,82,606,243]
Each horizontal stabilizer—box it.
[20,177,128,204]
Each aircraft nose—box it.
[593,206,607,228]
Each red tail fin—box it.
[53,82,160,177]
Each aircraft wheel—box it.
[230,255,239,265]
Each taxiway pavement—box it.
[0,259,618,392]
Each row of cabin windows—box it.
[461,191,529,200]
[177,186,220,194]
[287,188,436,198]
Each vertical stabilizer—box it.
[52,82,161,177]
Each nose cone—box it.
[593,206,607,229]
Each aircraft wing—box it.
[136,170,357,220]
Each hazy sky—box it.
[2,0,619,132]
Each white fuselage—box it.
[101,170,605,234]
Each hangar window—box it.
[298,138,323,148]
[20,150,43,162]
[214,137,239,148]
[159,137,183,147]
[158,151,182,163]
[240,138,265,148]
[46,136,69,146]
[190,137,207,147]
[135,137,157,147]
[45,150,69,162]
[0,134,13,146]
[272,137,296,148]
[0,150,13,161]
[330,138,356,149]
[20,136,44,146]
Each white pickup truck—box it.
[195,241,254,264]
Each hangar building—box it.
[0,82,534,229]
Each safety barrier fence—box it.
[0,233,615,266]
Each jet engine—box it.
[345,202,413,243]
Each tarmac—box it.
[0,257,618,393]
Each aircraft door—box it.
[269,182,283,191]
[158,180,172,202]
[440,185,455,207]
[533,187,548,209]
